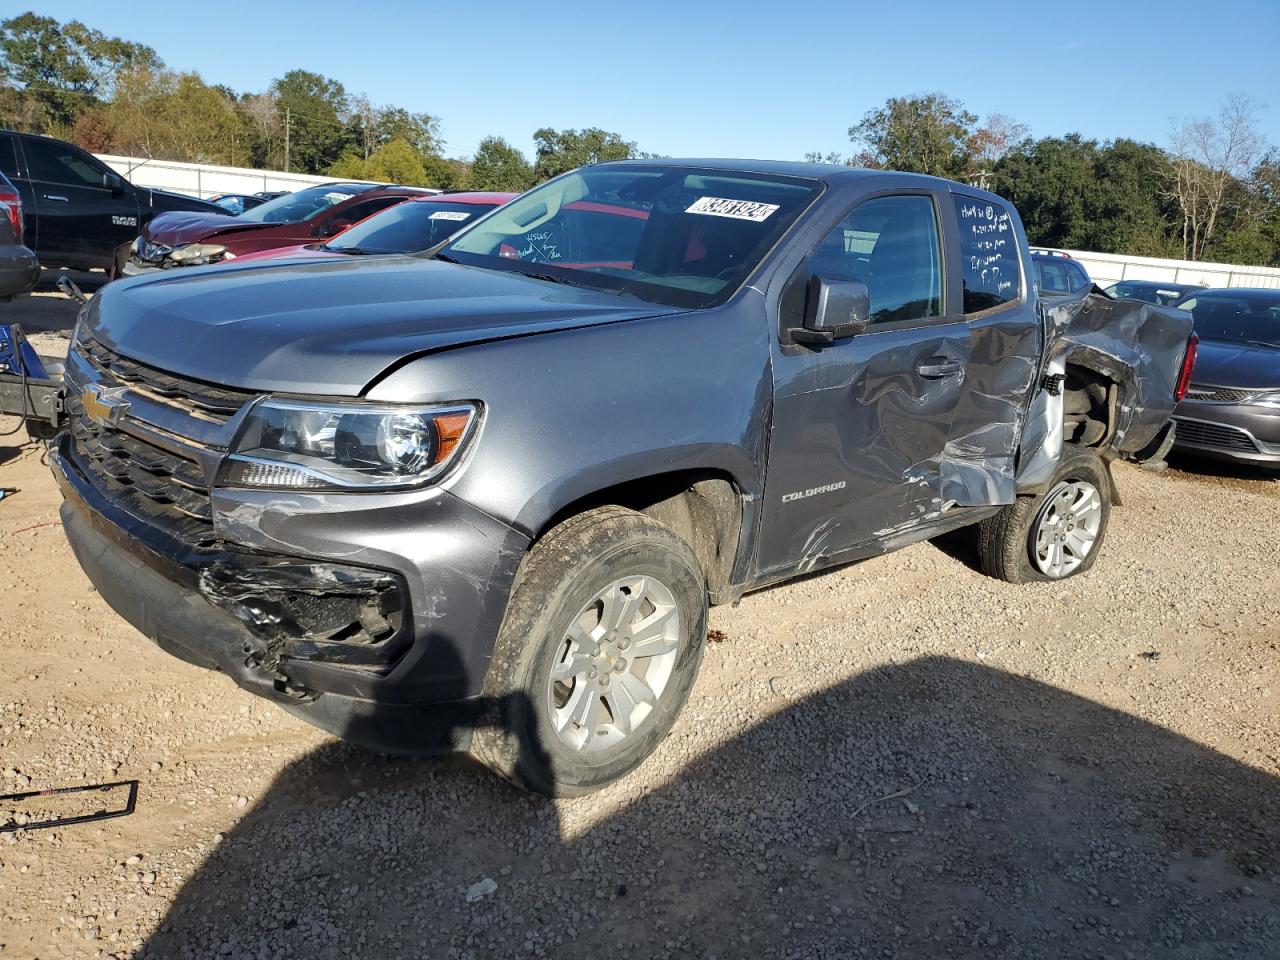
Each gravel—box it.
[0,297,1277,958]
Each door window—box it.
[808,195,942,325]
[0,136,19,179]
[953,196,1021,313]
[21,137,107,188]
[1036,259,1071,294]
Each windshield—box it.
[1177,292,1280,346]
[327,200,495,254]
[441,165,820,308]
[237,183,371,224]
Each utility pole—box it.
[284,108,291,173]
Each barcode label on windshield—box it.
[429,211,470,221]
[685,197,780,222]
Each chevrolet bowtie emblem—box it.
[81,384,130,427]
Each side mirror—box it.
[103,172,125,193]
[790,276,871,346]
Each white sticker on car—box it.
[429,210,471,221]
[323,192,355,204]
[685,196,780,222]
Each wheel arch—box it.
[531,469,747,604]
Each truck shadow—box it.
[138,656,1280,959]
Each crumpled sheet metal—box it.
[1039,290,1193,458]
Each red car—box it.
[121,181,436,275]
[231,192,516,264]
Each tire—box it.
[977,444,1112,584]
[471,506,708,796]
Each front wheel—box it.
[977,444,1112,584]
[471,506,707,796]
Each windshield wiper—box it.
[1245,339,1280,350]
[432,252,460,264]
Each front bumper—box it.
[52,425,531,752]
[1172,398,1280,466]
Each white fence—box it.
[94,154,377,199]
[1058,248,1280,291]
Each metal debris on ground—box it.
[0,780,139,833]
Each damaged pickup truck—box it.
[19,160,1196,795]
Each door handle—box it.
[915,358,964,378]
[43,194,69,202]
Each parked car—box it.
[0,130,224,272]
[19,160,1194,795]
[122,182,438,275]
[231,192,516,263]
[1105,279,1205,306]
[0,170,39,300]
[1031,249,1092,296]
[1169,287,1280,468]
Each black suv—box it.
[0,130,223,272]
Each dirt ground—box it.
[0,284,1277,959]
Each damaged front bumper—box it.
[52,433,530,753]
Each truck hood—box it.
[143,210,270,246]
[1190,338,1280,390]
[87,255,681,395]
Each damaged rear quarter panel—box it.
[1039,292,1193,455]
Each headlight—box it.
[218,399,479,490]
[167,243,228,265]
[1254,390,1280,409]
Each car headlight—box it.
[1254,390,1280,409]
[167,243,228,265]
[218,399,480,490]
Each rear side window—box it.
[1067,261,1091,292]
[807,194,942,325]
[1036,259,1071,295]
[953,196,1020,313]
[22,137,105,188]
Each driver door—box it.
[756,190,971,576]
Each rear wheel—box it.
[977,444,1111,584]
[471,506,707,796]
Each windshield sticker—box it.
[685,196,780,222]
[429,210,471,221]
[323,192,355,204]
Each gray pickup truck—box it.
[25,160,1196,795]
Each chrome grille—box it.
[80,337,252,422]
[67,392,220,546]
[1174,418,1260,452]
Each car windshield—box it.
[441,165,820,308]
[237,183,371,224]
[326,200,495,254]
[1177,292,1280,346]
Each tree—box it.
[1167,94,1265,260]
[0,11,158,131]
[470,136,534,192]
[100,67,247,165]
[848,93,976,179]
[804,150,846,165]
[967,113,1029,189]
[994,135,1179,256]
[271,69,352,174]
[532,127,635,181]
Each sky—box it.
[25,0,1280,161]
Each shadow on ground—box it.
[1165,452,1279,485]
[140,657,1279,959]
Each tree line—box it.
[2,13,1276,266]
